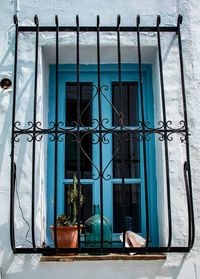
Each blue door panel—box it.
[47,64,158,246]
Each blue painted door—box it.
[47,64,158,246]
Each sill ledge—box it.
[41,253,166,262]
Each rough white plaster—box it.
[0,0,199,278]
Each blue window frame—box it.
[47,64,158,246]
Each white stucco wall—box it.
[0,0,200,278]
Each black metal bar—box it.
[156,15,172,250]
[117,15,126,250]
[10,14,19,253]
[97,15,104,248]
[76,15,81,250]
[18,26,178,33]
[14,128,187,135]
[136,15,150,249]
[177,15,195,249]
[127,85,131,178]
[31,15,39,249]
[184,161,193,251]
[53,15,59,248]
[13,246,191,254]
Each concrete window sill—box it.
[41,253,166,262]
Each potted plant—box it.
[51,174,84,252]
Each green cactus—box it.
[57,173,84,226]
[71,174,77,224]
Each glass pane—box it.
[81,84,92,127]
[64,184,92,225]
[66,85,77,126]
[65,133,92,179]
[113,184,141,233]
[113,83,138,126]
[66,83,92,127]
[129,84,139,126]
[113,134,140,178]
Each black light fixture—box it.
[0,78,12,89]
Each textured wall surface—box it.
[0,0,200,278]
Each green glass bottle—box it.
[84,204,112,253]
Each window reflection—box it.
[65,133,92,179]
[113,134,140,178]
[113,82,139,126]
[66,83,92,127]
[113,184,141,233]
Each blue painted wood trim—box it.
[47,63,158,246]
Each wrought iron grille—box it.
[10,14,195,255]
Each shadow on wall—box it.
[1,253,193,279]
[0,26,38,277]
[0,24,16,277]
[0,212,15,276]
[0,42,14,176]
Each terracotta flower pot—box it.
[51,225,82,255]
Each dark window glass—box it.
[65,133,92,179]
[66,83,92,127]
[64,184,92,225]
[113,82,138,126]
[113,184,141,233]
[113,134,140,178]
